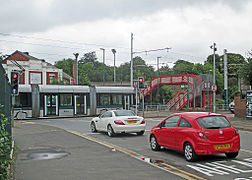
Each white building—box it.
[1,50,69,85]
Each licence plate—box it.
[214,144,230,150]
[127,120,137,123]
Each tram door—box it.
[44,94,58,116]
[124,95,130,110]
[74,95,87,115]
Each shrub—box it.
[0,112,12,180]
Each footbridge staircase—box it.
[138,74,201,111]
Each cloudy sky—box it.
[1,0,252,68]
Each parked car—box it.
[90,110,146,137]
[229,100,235,113]
[149,112,240,161]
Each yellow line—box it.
[15,121,34,124]
[67,130,205,180]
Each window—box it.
[114,110,135,116]
[99,94,110,106]
[101,111,112,118]
[163,116,180,127]
[178,117,192,128]
[112,94,122,105]
[60,94,72,106]
[49,74,55,84]
[197,116,231,129]
[14,93,32,108]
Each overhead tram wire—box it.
[0,32,134,51]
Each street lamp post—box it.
[156,57,161,104]
[100,48,105,85]
[210,43,217,112]
[111,49,116,85]
[73,53,79,85]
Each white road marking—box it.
[241,149,252,154]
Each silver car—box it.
[90,110,146,137]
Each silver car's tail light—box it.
[114,120,125,125]
[141,120,145,124]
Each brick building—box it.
[1,50,72,85]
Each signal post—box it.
[10,71,20,127]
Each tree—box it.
[55,58,74,77]
[159,86,173,104]
[192,63,204,75]
[241,52,252,86]
[159,65,172,76]
[206,54,222,73]
[172,60,194,74]
[133,56,155,81]
[79,51,97,65]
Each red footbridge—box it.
[138,74,211,111]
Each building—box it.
[1,50,72,85]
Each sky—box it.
[0,0,252,68]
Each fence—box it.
[0,64,11,136]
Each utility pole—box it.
[100,48,105,85]
[224,49,228,110]
[73,53,79,85]
[130,32,170,87]
[156,57,161,104]
[130,33,133,87]
[210,43,217,112]
[111,49,116,85]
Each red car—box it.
[149,112,240,161]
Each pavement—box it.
[13,122,182,180]
[13,111,252,180]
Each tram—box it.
[14,85,135,119]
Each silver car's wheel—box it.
[90,122,97,133]
[150,135,160,151]
[184,143,197,162]
[107,125,115,137]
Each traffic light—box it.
[138,77,144,89]
[11,71,20,95]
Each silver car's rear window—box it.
[114,110,136,116]
[196,116,231,129]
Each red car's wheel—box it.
[226,151,239,159]
[150,135,160,151]
[184,143,198,162]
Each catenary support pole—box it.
[224,49,228,110]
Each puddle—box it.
[25,149,69,160]
[28,152,69,160]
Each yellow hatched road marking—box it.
[15,121,34,124]
[68,130,205,180]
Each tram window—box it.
[60,94,72,106]
[112,94,122,105]
[14,93,32,108]
[99,94,110,106]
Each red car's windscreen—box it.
[196,116,231,129]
